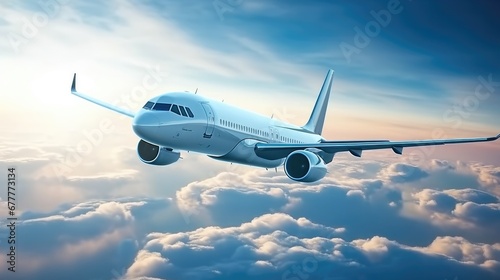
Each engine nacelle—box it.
[137,139,180,165]
[284,150,327,182]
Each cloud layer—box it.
[1,157,499,280]
[124,213,499,280]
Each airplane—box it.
[70,69,499,182]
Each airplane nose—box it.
[132,112,160,140]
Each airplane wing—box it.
[70,73,135,118]
[254,134,500,160]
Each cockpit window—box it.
[185,107,194,118]
[179,106,188,117]
[148,101,193,118]
[153,103,172,111]
[143,101,155,110]
[171,104,180,115]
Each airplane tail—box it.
[302,69,334,135]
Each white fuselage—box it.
[132,92,323,168]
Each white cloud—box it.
[124,213,345,279]
[378,162,429,183]
[0,198,174,280]
[406,188,500,245]
[424,236,500,269]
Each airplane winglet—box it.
[71,73,77,93]
[486,133,500,141]
[69,73,135,118]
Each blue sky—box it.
[0,0,499,279]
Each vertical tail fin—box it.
[302,69,334,135]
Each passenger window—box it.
[153,103,171,111]
[179,106,188,117]
[171,105,180,115]
[185,107,194,118]
[143,101,155,110]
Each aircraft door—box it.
[201,103,215,138]
[269,127,280,143]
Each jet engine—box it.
[284,150,327,182]
[137,139,180,165]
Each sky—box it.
[0,0,499,279]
